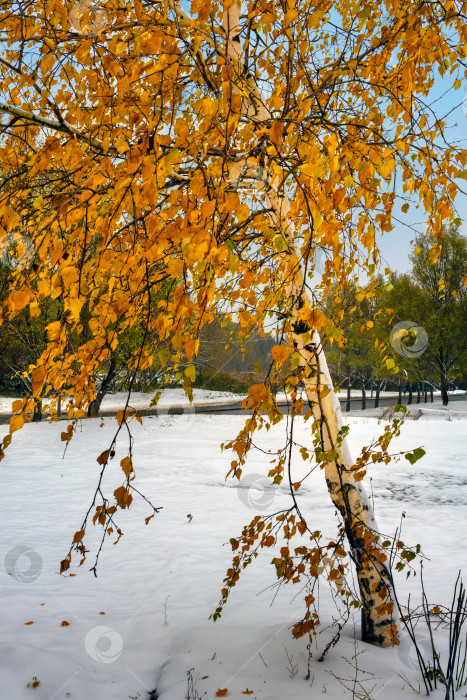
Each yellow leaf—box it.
[31,367,45,396]
[116,409,128,425]
[185,365,196,382]
[269,121,283,146]
[29,302,41,320]
[271,344,292,365]
[9,290,30,312]
[47,321,62,342]
[9,414,24,432]
[248,383,269,403]
[61,266,79,287]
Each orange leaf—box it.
[97,450,110,465]
[61,620,70,626]
[31,367,46,397]
[242,691,254,695]
[9,290,31,312]
[271,344,292,365]
[11,399,23,412]
[216,690,229,697]
[114,485,133,509]
[24,621,34,625]
[60,557,70,574]
[112,298,130,315]
[120,455,133,477]
[116,409,128,425]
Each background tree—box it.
[387,227,467,405]
[195,314,275,393]
[325,278,395,410]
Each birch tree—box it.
[0,0,466,648]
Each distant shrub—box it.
[195,370,266,394]
[0,371,24,397]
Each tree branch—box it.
[0,103,117,155]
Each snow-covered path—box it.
[0,411,466,699]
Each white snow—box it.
[0,407,466,699]
[0,389,243,416]
[1,389,465,416]
[100,389,243,411]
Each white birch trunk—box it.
[223,0,397,647]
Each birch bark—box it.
[223,0,397,647]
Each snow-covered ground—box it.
[1,388,465,416]
[0,389,242,415]
[0,409,466,699]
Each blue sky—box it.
[377,77,467,274]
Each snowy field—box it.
[0,389,242,415]
[1,409,466,700]
[2,388,464,415]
